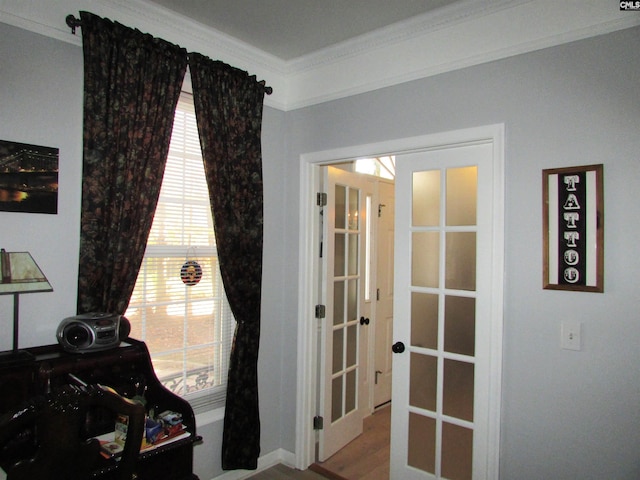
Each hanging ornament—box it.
[180,248,202,286]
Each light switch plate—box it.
[561,320,581,351]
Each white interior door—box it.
[390,141,501,479]
[318,166,374,461]
[373,179,395,407]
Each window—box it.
[355,156,396,179]
[125,92,234,412]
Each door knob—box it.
[392,342,405,354]
[359,316,370,325]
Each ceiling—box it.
[145,0,462,60]
[1,1,635,110]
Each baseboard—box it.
[211,448,296,480]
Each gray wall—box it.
[0,23,83,347]
[2,16,639,480]
[281,26,640,479]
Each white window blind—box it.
[125,92,234,412]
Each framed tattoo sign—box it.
[543,164,604,292]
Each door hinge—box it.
[317,192,327,207]
[315,304,326,319]
[313,416,324,430]
[378,203,386,217]
[376,288,380,301]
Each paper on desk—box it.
[96,429,190,453]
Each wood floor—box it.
[247,404,391,480]
[311,404,390,480]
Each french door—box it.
[318,166,374,461]
[390,141,501,479]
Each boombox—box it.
[56,312,130,353]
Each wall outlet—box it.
[561,320,582,351]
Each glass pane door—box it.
[408,166,477,480]
[332,183,360,422]
[391,140,499,480]
[319,166,373,461]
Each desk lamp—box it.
[0,249,53,363]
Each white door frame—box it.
[295,124,505,474]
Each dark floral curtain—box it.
[77,11,187,314]
[189,53,265,471]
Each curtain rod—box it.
[65,14,273,95]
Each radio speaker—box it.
[57,312,127,353]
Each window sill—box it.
[194,405,225,427]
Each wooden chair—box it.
[0,383,145,480]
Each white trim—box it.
[194,406,225,427]
[294,157,320,469]
[487,125,505,479]
[285,2,639,110]
[211,448,296,480]
[296,124,505,474]
[0,0,637,110]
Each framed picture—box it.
[0,140,59,214]
[543,164,603,292]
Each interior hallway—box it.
[247,405,390,480]
[310,404,391,480]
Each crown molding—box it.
[286,0,527,73]
[103,0,292,110]
[0,0,290,110]
[283,1,640,110]
[1,0,638,111]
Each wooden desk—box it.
[0,340,200,480]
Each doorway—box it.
[295,125,504,479]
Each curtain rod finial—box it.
[66,14,81,35]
